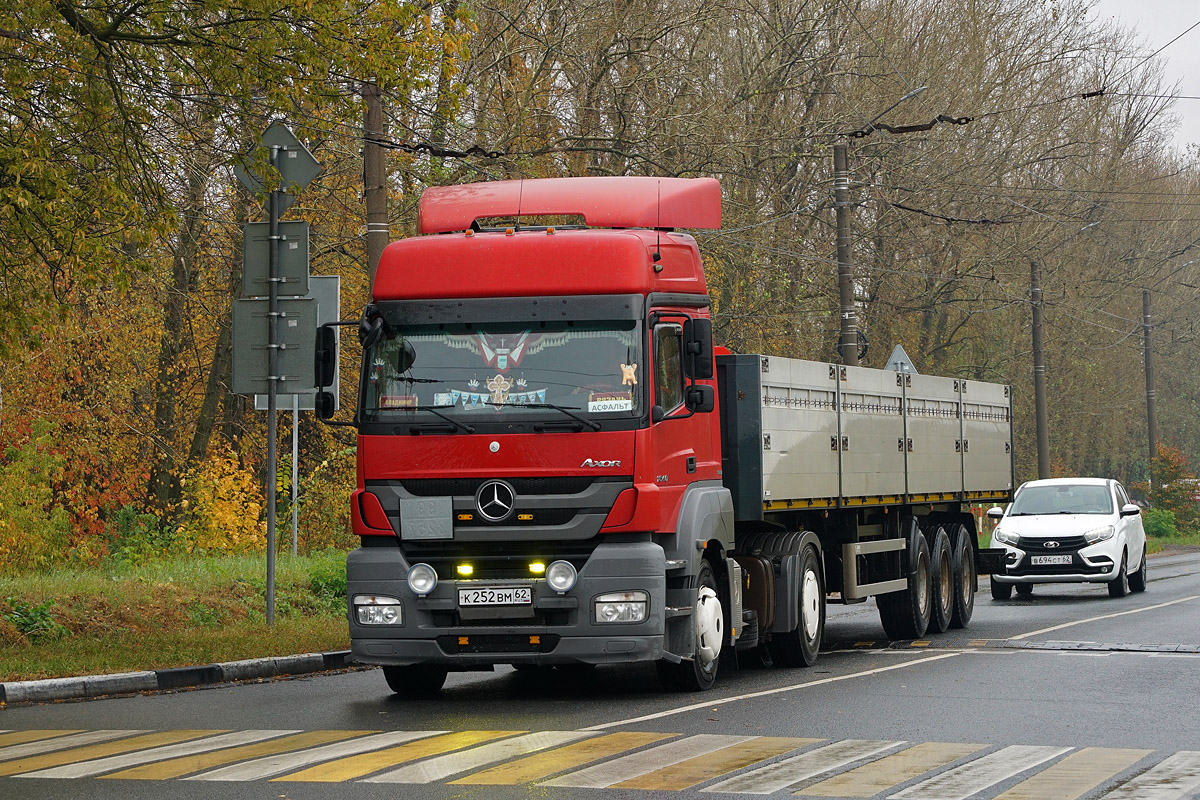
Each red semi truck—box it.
[318,176,1011,695]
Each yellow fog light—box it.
[529,562,546,574]
[456,564,474,577]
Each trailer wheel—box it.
[657,559,722,692]
[948,524,976,628]
[877,528,931,640]
[769,543,824,667]
[929,527,953,634]
[382,664,448,697]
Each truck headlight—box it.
[406,563,438,596]
[353,595,403,625]
[1083,525,1115,543]
[992,527,1019,545]
[545,560,578,593]
[594,591,648,623]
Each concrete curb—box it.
[0,650,353,705]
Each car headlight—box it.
[1083,525,1115,544]
[353,594,403,625]
[406,563,438,596]
[545,560,578,593]
[594,591,649,623]
[992,527,1019,545]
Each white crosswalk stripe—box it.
[544,735,757,788]
[889,745,1072,800]
[0,731,149,763]
[1096,751,1200,800]
[14,730,301,779]
[702,739,903,795]
[361,730,595,783]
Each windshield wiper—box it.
[503,402,602,431]
[399,405,474,434]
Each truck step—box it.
[665,606,694,618]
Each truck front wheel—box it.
[769,543,824,667]
[657,559,722,692]
[382,664,449,697]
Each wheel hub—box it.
[802,569,821,639]
[694,586,723,666]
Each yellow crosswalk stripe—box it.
[992,748,1153,800]
[98,730,375,780]
[273,730,524,782]
[800,741,987,797]
[614,737,820,791]
[0,730,83,748]
[0,731,226,777]
[451,732,677,785]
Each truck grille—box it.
[400,477,596,496]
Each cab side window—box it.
[653,323,684,413]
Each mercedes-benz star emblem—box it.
[476,480,516,523]
[1044,541,1060,548]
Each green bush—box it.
[106,504,186,567]
[1143,508,1178,539]
[0,422,73,574]
[3,597,69,642]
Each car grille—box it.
[1016,535,1089,553]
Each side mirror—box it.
[986,506,1004,519]
[359,316,384,349]
[685,383,715,413]
[315,391,337,421]
[682,318,714,380]
[1120,503,1141,517]
[395,340,416,373]
[652,405,665,423]
[315,325,337,388]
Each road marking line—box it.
[16,730,300,779]
[703,739,898,795]
[0,731,83,749]
[0,730,148,763]
[888,744,1071,799]
[544,734,753,788]
[993,747,1152,800]
[584,652,961,730]
[1096,751,1200,799]
[799,742,985,797]
[185,731,445,781]
[1011,595,1200,640]
[450,731,676,785]
[614,736,817,791]
[0,730,224,777]
[100,730,373,780]
[362,730,594,783]
[276,730,523,782]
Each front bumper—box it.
[990,538,1122,584]
[346,537,666,668]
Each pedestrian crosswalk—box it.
[0,727,1197,798]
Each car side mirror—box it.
[986,506,1005,519]
[1119,503,1141,517]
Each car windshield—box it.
[1009,484,1114,516]
[362,319,643,424]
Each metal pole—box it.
[266,146,280,626]
[1031,261,1050,480]
[834,143,858,366]
[1144,289,1158,495]
[292,393,299,556]
[364,79,388,288]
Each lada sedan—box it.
[986,477,1147,599]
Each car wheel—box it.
[1015,583,1033,597]
[990,575,1013,601]
[928,527,953,634]
[878,528,932,639]
[1128,545,1148,593]
[1107,551,1130,598]
[382,664,448,697]
[949,524,976,629]
[657,559,722,691]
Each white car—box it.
[986,477,1147,599]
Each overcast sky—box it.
[1088,1,1200,152]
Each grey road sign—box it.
[254,275,341,411]
[233,122,321,215]
[243,221,310,297]
[232,297,317,395]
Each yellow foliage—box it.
[179,449,265,554]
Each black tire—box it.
[657,559,722,692]
[878,528,932,640]
[990,575,1013,601]
[1129,545,1148,593]
[382,664,448,697]
[1108,551,1130,597]
[769,544,825,667]
[1015,583,1033,597]
[949,525,976,629]
[928,527,953,634]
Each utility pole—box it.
[834,143,858,366]
[363,79,388,288]
[1031,261,1050,479]
[1144,289,1158,494]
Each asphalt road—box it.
[3,549,1198,800]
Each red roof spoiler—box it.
[418,176,721,234]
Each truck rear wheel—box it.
[948,524,976,628]
[877,528,932,640]
[382,664,448,697]
[769,543,824,667]
[929,527,953,634]
[657,559,722,692]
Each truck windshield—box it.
[362,320,644,425]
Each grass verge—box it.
[0,552,349,682]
